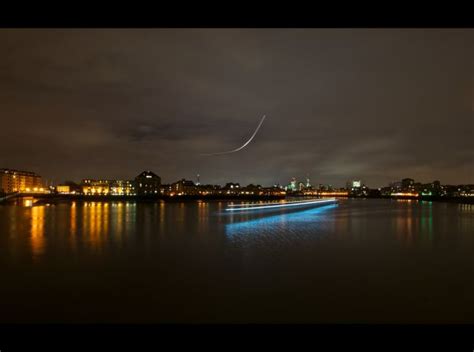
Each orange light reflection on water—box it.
[30,205,45,258]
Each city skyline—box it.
[1,29,472,187]
[3,165,474,190]
[0,168,474,193]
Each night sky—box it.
[1,29,473,187]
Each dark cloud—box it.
[0,29,472,186]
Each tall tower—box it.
[196,174,200,186]
[290,177,297,191]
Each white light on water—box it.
[226,198,336,212]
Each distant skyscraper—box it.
[346,180,361,189]
[290,177,297,191]
[196,174,200,186]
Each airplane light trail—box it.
[201,115,266,156]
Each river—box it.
[0,198,473,323]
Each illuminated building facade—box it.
[346,180,368,196]
[110,180,135,195]
[0,168,43,193]
[56,185,71,194]
[417,180,443,196]
[135,171,161,195]
[82,179,111,195]
[82,179,135,195]
[346,180,361,189]
[460,185,474,197]
[285,177,297,192]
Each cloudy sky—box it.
[0,29,472,187]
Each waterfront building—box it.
[401,178,415,192]
[346,180,365,196]
[430,180,442,196]
[56,185,71,194]
[413,182,423,192]
[82,179,136,196]
[82,179,111,195]
[346,180,361,190]
[389,181,402,193]
[416,180,442,196]
[160,184,170,195]
[135,171,161,195]
[262,186,286,196]
[110,180,135,195]
[196,184,221,196]
[460,185,474,197]
[171,179,197,195]
[316,184,334,192]
[242,184,261,195]
[222,182,240,195]
[0,168,43,193]
[60,181,82,194]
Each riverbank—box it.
[294,194,474,204]
[2,193,473,205]
[11,193,285,205]
[365,195,474,204]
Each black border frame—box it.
[0,7,473,352]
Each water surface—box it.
[1,199,473,323]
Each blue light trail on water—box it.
[225,203,338,240]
